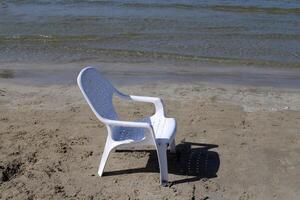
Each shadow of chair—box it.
[104,141,220,185]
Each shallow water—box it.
[0,0,300,67]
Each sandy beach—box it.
[1,0,300,199]
[1,71,300,199]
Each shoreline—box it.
[1,61,300,89]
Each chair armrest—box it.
[129,95,165,117]
[114,91,165,117]
[104,119,152,129]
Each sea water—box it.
[0,0,299,67]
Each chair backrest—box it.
[77,67,118,121]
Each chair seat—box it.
[113,126,145,142]
[113,116,176,143]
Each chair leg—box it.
[169,139,176,153]
[98,143,112,177]
[157,142,168,186]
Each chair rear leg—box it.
[98,144,112,177]
[169,139,176,153]
[157,142,169,186]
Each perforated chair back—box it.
[77,67,118,121]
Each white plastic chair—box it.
[77,67,177,186]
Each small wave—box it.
[68,47,300,68]
[211,5,300,15]
[2,31,300,42]
[0,35,102,42]
[0,34,145,43]
[5,0,300,15]
[122,2,300,15]
[38,34,53,38]
[4,0,115,5]
[122,2,201,10]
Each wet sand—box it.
[0,76,300,199]
[2,62,300,88]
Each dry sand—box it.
[0,80,300,199]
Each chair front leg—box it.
[156,141,169,186]
[98,143,112,177]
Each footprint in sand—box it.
[0,160,23,184]
[0,89,7,96]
